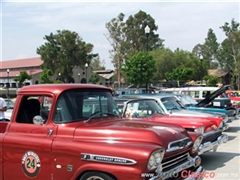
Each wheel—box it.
[80,171,115,180]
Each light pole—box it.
[7,69,9,97]
[85,63,88,83]
[144,25,150,93]
[200,55,203,85]
[144,25,150,52]
[16,74,18,92]
[78,73,80,83]
[58,73,61,82]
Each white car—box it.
[4,99,14,121]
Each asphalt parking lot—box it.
[201,117,240,179]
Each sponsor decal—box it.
[22,151,41,178]
[81,153,136,165]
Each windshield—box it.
[178,95,198,106]
[230,92,240,97]
[160,97,183,110]
[123,99,165,118]
[53,89,119,123]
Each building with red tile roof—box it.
[0,57,115,97]
[0,57,43,87]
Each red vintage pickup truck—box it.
[0,84,203,180]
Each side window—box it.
[39,96,52,122]
[16,96,52,124]
[202,91,211,98]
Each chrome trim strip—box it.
[81,153,137,165]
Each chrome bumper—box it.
[221,122,229,131]
[150,156,202,180]
[198,134,228,155]
[228,116,235,122]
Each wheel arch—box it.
[76,170,117,180]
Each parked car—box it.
[158,93,232,123]
[121,94,229,132]
[120,98,228,155]
[3,98,15,121]
[160,85,238,122]
[113,87,155,98]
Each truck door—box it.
[3,95,57,179]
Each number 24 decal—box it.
[26,158,35,169]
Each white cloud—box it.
[2,1,239,69]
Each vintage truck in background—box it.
[0,84,204,180]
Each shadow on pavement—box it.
[227,135,237,141]
[224,126,240,133]
[200,151,240,171]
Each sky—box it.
[1,1,239,70]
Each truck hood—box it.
[196,85,231,107]
[73,119,189,150]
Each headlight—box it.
[148,149,165,170]
[219,121,223,128]
[194,126,204,134]
[192,135,203,153]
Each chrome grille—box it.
[162,152,189,172]
[167,137,192,152]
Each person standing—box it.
[0,97,7,120]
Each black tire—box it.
[80,171,115,180]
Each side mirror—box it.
[33,115,53,136]
[33,115,44,125]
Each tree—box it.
[105,13,126,87]
[88,73,99,84]
[91,55,106,70]
[13,71,32,87]
[203,28,219,69]
[151,47,201,83]
[39,69,54,84]
[105,11,164,88]
[36,30,98,83]
[150,47,175,81]
[121,52,156,90]
[220,19,240,89]
[165,66,194,81]
[203,75,219,87]
[124,10,164,56]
